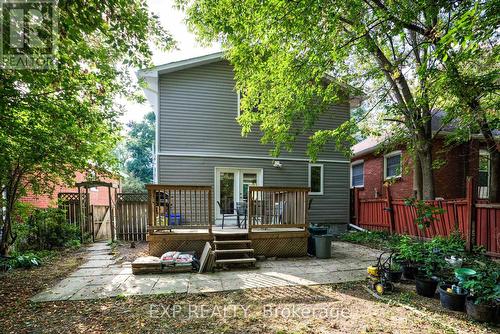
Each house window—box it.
[308,164,324,195]
[351,161,364,188]
[384,151,402,179]
[478,150,490,199]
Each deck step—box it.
[215,258,256,264]
[214,240,251,244]
[214,248,254,254]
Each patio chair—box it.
[217,200,236,229]
[235,202,247,229]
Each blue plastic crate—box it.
[166,213,182,225]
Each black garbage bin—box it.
[308,226,328,256]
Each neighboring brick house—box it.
[351,135,497,200]
[19,172,120,208]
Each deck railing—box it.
[248,186,310,232]
[146,184,213,233]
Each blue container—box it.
[166,213,182,225]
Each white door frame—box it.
[214,167,263,221]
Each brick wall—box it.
[352,138,484,200]
[353,150,414,200]
[19,172,120,208]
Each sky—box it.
[120,0,220,124]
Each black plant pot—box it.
[388,270,403,283]
[465,297,497,323]
[415,276,438,298]
[438,284,467,311]
[402,263,418,280]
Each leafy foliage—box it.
[463,269,500,305]
[0,0,173,255]
[119,111,155,190]
[339,230,402,250]
[404,198,445,230]
[13,206,80,252]
[179,0,499,200]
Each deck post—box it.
[147,186,153,235]
[208,186,213,234]
[248,187,253,233]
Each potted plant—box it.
[438,284,468,311]
[394,236,426,280]
[414,250,442,298]
[462,270,500,322]
[388,262,403,282]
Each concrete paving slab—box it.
[188,277,223,294]
[115,276,159,296]
[32,241,378,301]
[151,274,190,294]
[88,274,130,286]
[80,259,116,268]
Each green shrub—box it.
[339,230,402,250]
[8,253,42,269]
[13,207,80,252]
[463,268,500,305]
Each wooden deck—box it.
[146,185,310,258]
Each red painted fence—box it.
[353,178,499,257]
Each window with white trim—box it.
[384,151,402,179]
[478,150,490,199]
[308,164,324,195]
[351,161,364,188]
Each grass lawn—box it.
[0,245,498,334]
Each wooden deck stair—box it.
[213,232,256,268]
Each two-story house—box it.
[139,52,359,234]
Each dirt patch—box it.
[115,240,148,263]
[1,247,498,334]
[0,248,86,332]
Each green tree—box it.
[0,1,173,255]
[179,0,498,200]
[431,2,499,201]
[124,111,155,185]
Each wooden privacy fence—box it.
[115,193,148,241]
[146,185,213,233]
[353,178,500,257]
[248,186,309,232]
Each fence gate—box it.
[115,193,148,241]
[91,205,111,240]
[58,192,89,236]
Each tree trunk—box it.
[413,154,423,200]
[0,171,21,256]
[417,144,435,200]
[0,188,13,257]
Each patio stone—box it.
[87,255,115,260]
[115,276,159,296]
[88,274,130,286]
[188,277,223,294]
[80,259,116,268]
[151,274,190,294]
[32,241,378,302]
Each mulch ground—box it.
[0,245,498,334]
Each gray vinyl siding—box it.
[158,156,349,227]
[157,59,350,230]
[158,60,349,161]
